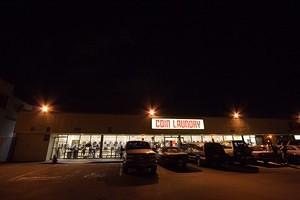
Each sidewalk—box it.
[287,163,300,169]
[42,158,122,164]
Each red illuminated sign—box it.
[152,118,204,130]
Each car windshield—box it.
[232,141,247,147]
[164,147,181,153]
[221,141,232,149]
[232,141,245,146]
[126,141,150,149]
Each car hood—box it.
[288,150,300,156]
[252,151,273,154]
[164,152,187,156]
[126,149,155,154]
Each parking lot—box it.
[0,162,299,200]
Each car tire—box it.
[196,157,201,166]
[150,166,157,175]
[240,160,247,166]
[160,159,164,166]
[181,162,187,169]
[123,166,128,174]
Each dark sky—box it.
[0,1,299,118]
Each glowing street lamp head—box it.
[233,112,240,119]
[41,105,49,113]
[148,109,156,117]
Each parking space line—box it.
[8,166,53,182]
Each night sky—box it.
[0,1,299,118]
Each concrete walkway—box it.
[42,159,122,164]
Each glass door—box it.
[164,136,182,147]
[51,135,68,159]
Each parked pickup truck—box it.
[122,141,157,174]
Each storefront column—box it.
[177,135,182,147]
[99,134,104,158]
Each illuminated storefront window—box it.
[91,135,102,158]
[191,135,202,143]
[164,135,179,147]
[51,135,68,159]
[182,135,192,143]
[103,135,118,158]
[50,133,260,159]
[243,135,256,146]
[224,135,233,141]
[212,135,223,142]
[295,135,300,140]
[153,135,164,148]
[233,135,243,140]
[203,135,212,142]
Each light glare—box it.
[233,112,240,119]
[148,109,156,117]
[41,105,49,113]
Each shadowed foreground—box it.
[0,162,299,200]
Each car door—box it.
[156,148,164,161]
[189,145,202,162]
[185,145,195,161]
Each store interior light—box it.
[267,134,272,139]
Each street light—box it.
[148,108,156,117]
[41,105,50,113]
[233,112,240,119]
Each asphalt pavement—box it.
[0,162,299,200]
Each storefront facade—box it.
[12,112,298,161]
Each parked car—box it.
[122,141,157,174]
[181,142,228,166]
[286,145,300,161]
[251,145,278,164]
[277,145,300,163]
[221,140,253,165]
[156,147,188,168]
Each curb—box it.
[41,160,123,164]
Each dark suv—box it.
[122,141,157,174]
[181,142,228,166]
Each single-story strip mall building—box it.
[12,111,300,161]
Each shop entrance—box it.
[164,136,183,147]
[48,133,258,160]
[49,134,184,159]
